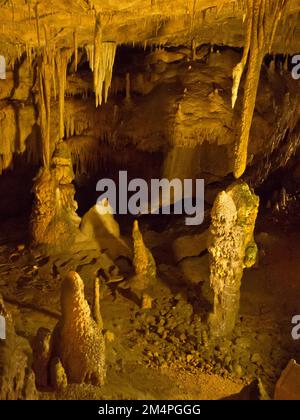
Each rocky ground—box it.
[0,194,300,400]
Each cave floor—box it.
[0,205,300,400]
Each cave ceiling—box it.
[0,0,299,63]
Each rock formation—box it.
[0,294,38,400]
[32,327,52,389]
[80,199,131,259]
[129,220,157,307]
[208,182,259,338]
[30,141,81,253]
[51,271,106,386]
[232,0,292,179]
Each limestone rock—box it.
[30,141,81,253]
[130,220,156,295]
[208,181,259,338]
[179,254,209,284]
[0,294,38,400]
[52,271,106,386]
[172,230,208,262]
[50,357,68,391]
[32,327,52,388]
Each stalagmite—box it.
[30,141,81,253]
[32,327,52,388]
[208,182,259,338]
[232,0,291,179]
[51,271,106,385]
[128,220,157,307]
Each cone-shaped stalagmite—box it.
[129,220,157,307]
[208,182,259,338]
[132,219,156,284]
[51,271,106,386]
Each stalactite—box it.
[231,0,253,109]
[74,30,78,72]
[93,13,116,107]
[34,2,41,47]
[55,49,71,140]
[52,55,57,100]
[37,51,52,168]
[85,44,94,71]
[233,0,291,179]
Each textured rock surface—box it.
[32,327,52,389]
[30,141,81,253]
[0,1,299,60]
[208,182,259,338]
[0,1,298,189]
[0,294,38,400]
[52,271,106,386]
[130,220,157,295]
[173,230,208,262]
[80,202,131,259]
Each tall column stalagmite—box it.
[208,182,259,338]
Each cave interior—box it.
[0,0,300,401]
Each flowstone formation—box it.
[51,271,106,386]
[129,220,157,308]
[208,182,259,338]
[30,141,81,253]
[0,294,37,400]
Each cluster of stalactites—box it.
[232,0,291,179]
[35,47,72,168]
[85,13,117,107]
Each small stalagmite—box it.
[32,327,52,389]
[129,220,157,307]
[208,182,259,338]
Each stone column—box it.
[208,181,259,338]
